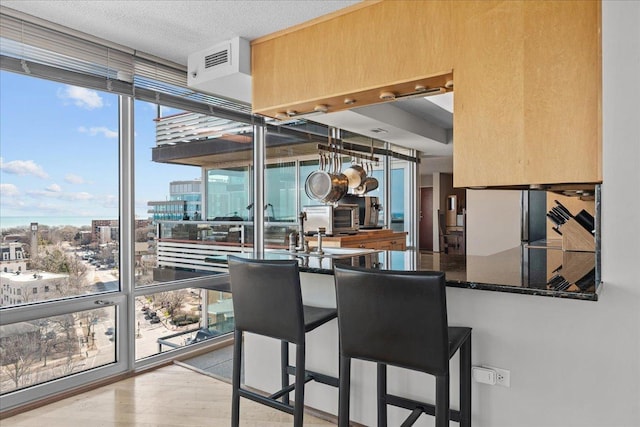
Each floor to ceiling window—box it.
[0,71,126,404]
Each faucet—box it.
[315,227,325,255]
[297,211,308,253]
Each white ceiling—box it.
[2,0,453,171]
[2,0,361,66]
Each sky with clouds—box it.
[0,71,197,226]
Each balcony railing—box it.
[155,220,297,272]
[155,112,252,146]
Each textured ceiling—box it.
[1,0,361,66]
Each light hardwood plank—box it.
[2,364,335,426]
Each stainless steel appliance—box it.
[302,204,359,236]
[340,195,381,228]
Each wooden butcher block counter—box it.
[307,229,407,251]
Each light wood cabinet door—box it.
[251,0,454,118]
[452,1,601,187]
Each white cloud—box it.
[26,189,56,198]
[0,157,49,179]
[26,189,94,202]
[77,126,118,138]
[58,85,104,109]
[64,192,94,201]
[101,194,118,208]
[0,183,20,196]
[65,174,85,184]
[46,183,62,192]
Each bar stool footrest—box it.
[238,388,294,415]
[270,374,313,400]
[285,365,340,388]
[386,393,461,423]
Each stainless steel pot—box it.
[353,162,378,195]
[353,176,379,195]
[343,163,367,189]
[305,153,348,203]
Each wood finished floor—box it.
[2,364,335,426]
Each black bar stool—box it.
[227,255,339,427]
[333,265,472,427]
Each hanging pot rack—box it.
[316,143,379,163]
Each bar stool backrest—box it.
[334,265,450,376]
[228,256,305,345]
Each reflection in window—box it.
[207,168,250,221]
[266,162,296,222]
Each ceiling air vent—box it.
[188,37,251,104]
[205,49,229,69]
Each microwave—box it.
[340,195,381,228]
[302,204,359,236]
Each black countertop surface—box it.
[204,245,600,301]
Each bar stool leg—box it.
[460,335,472,427]
[377,363,388,427]
[435,374,450,427]
[293,343,306,427]
[338,355,351,427]
[281,340,290,405]
[231,329,242,427]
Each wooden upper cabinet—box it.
[251,0,602,188]
[251,0,455,117]
[452,1,601,187]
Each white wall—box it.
[420,174,433,187]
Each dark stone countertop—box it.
[203,245,600,301]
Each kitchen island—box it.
[204,244,599,301]
[204,246,599,425]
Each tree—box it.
[38,321,56,367]
[31,245,88,298]
[155,290,186,317]
[0,327,40,389]
[49,314,78,358]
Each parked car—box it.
[105,327,115,335]
[150,316,161,324]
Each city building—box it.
[1,270,68,307]
[1,229,71,307]
[0,242,26,273]
[147,179,202,221]
[91,219,151,244]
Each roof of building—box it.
[0,270,67,283]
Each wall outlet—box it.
[485,365,510,387]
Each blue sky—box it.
[0,71,198,222]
